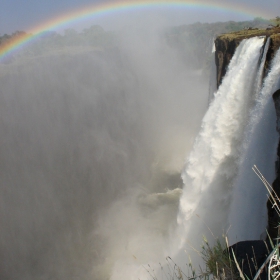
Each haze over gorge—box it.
[1,16,280,280]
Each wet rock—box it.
[229,240,272,280]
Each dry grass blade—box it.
[231,249,246,280]
[252,244,280,280]
[252,165,280,215]
[252,165,280,280]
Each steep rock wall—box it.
[270,90,280,239]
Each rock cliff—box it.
[215,27,280,87]
[270,90,280,239]
[215,28,280,240]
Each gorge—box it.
[1,23,280,280]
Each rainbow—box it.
[0,0,273,62]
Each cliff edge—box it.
[215,27,280,87]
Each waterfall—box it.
[255,37,271,96]
[208,52,217,105]
[228,48,280,244]
[208,39,217,105]
[176,37,265,256]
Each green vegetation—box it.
[201,237,240,280]
[218,26,280,42]
[270,16,280,26]
[144,166,280,280]
[144,237,241,280]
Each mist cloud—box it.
[0,22,208,279]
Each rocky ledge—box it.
[215,27,280,87]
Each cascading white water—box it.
[109,35,280,278]
[176,37,265,258]
[228,48,280,244]
[255,38,271,96]
[208,44,217,105]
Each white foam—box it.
[176,38,265,257]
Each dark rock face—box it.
[268,90,280,240]
[215,37,242,87]
[272,89,280,134]
[266,34,280,76]
[230,240,272,280]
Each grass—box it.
[218,27,280,42]
[252,165,280,280]
[143,236,241,280]
[201,237,241,280]
[144,165,280,280]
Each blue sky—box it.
[0,0,279,35]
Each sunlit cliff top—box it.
[215,26,280,86]
[218,26,280,42]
